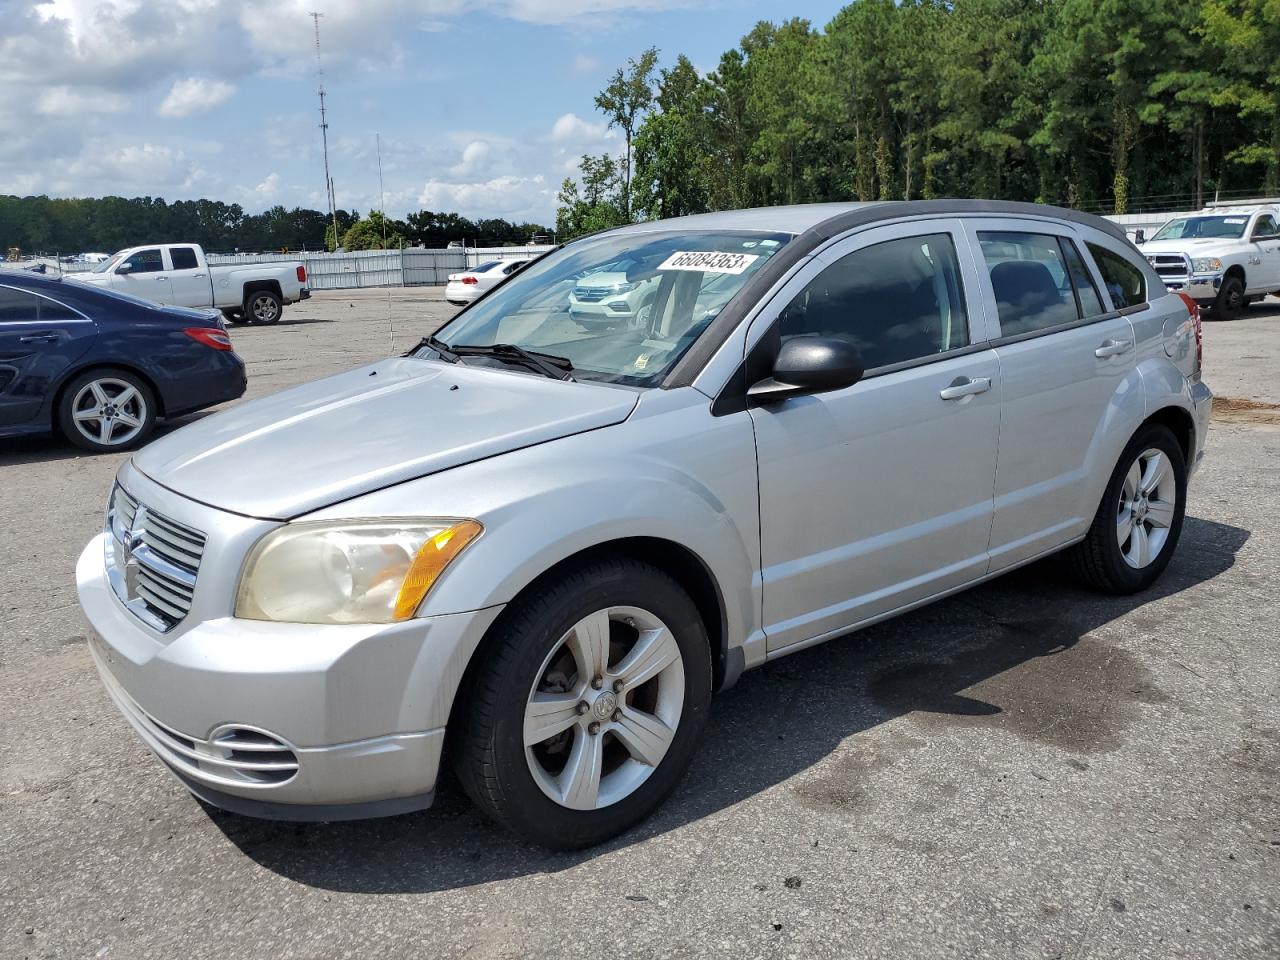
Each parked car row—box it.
[76,199,1210,851]
[444,259,532,304]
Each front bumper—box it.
[1161,274,1222,302]
[1189,378,1212,477]
[77,532,501,819]
[569,299,635,323]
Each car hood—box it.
[132,357,639,520]
[1140,238,1239,254]
[575,272,628,289]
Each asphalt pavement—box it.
[1,289,1277,959]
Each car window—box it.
[38,296,82,322]
[123,249,165,274]
[169,247,199,271]
[1060,239,1106,318]
[777,232,969,370]
[1087,243,1147,310]
[1254,215,1278,239]
[470,261,501,274]
[0,286,41,322]
[978,231,1084,335]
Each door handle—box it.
[192,273,206,279]
[939,376,992,401]
[1095,338,1132,358]
[18,333,58,343]
[156,276,168,281]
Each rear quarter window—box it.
[1086,243,1147,310]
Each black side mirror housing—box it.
[1133,229,1146,244]
[748,336,865,403]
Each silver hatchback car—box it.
[78,201,1211,848]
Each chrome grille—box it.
[106,485,206,633]
[1149,254,1190,279]
[573,285,611,302]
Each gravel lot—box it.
[2,288,1278,959]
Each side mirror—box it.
[1133,229,1146,244]
[747,337,865,403]
[115,261,133,274]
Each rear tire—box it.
[1207,275,1245,321]
[244,289,283,324]
[221,308,244,325]
[57,368,157,453]
[453,558,712,850]
[1067,423,1186,594]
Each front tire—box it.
[244,289,283,324]
[454,558,712,849]
[57,368,157,452]
[1067,423,1186,594]
[1208,275,1245,321]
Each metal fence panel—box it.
[402,248,465,285]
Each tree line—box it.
[0,194,550,255]
[557,0,1278,238]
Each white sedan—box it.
[445,259,529,305]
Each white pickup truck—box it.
[1137,205,1280,320]
[72,243,309,324]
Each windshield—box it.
[92,252,125,274]
[1152,215,1249,241]
[418,230,789,387]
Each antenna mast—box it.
[312,12,340,251]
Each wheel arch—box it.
[1143,404,1195,463]
[49,360,166,431]
[242,279,283,302]
[1223,263,1247,288]
[443,535,730,751]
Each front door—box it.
[1248,213,1280,291]
[747,220,1001,653]
[115,248,173,304]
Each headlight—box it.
[235,519,482,624]
[1191,257,1221,274]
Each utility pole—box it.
[312,12,340,251]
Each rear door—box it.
[1248,213,1280,291]
[115,248,173,304]
[0,285,97,427]
[165,246,212,308]
[965,219,1140,571]
[747,219,1002,652]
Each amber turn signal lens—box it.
[393,520,483,619]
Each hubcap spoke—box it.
[567,609,611,682]
[612,707,675,767]
[613,626,680,691]
[73,408,99,422]
[89,381,109,406]
[1124,462,1141,502]
[114,386,137,409]
[1140,453,1169,496]
[1130,523,1151,567]
[1116,506,1134,547]
[559,727,604,809]
[524,692,584,747]
[98,418,112,443]
[1145,500,1174,529]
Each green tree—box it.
[555,154,628,239]
[594,47,660,220]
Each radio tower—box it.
[311,12,340,251]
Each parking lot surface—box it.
[2,289,1278,959]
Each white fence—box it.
[206,245,555,291]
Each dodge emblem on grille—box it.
[120,507,146,600]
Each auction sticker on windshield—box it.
[658,251,761,275]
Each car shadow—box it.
[229,316,334,328]
[209,515,1248,892]
[0,412,218,466]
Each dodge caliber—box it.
[77,201,1212,848]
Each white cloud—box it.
[573,53,600,74]
[158,77,236,118]
[450,140,492,177]
[252,172,282,201]
[550,112,611,143]
[36,86,129,115]
[419,174,552,220]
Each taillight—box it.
[1176,292,1202,371]
[461,276,478,285]
[184,327,234,351]
[296,264,307,283]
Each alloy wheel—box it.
[249,294,280,323]
[70,378,147,447]
[1116,447,1177,568]
[524,605,685,811]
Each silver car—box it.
[77,201,1212,849]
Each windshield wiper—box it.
[411,334,459,363]
[451,343,575,382]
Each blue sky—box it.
[1,0,847,225]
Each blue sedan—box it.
[0,271,246,452]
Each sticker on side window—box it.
[1224,217,1247,224]
[657,251,760,275]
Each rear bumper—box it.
[1190,379,1212,476]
